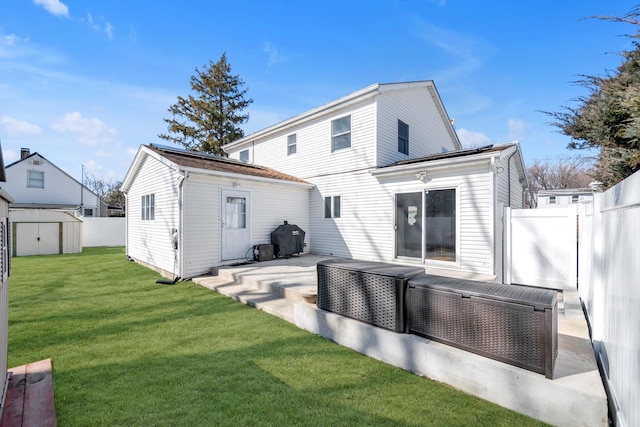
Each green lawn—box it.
[7,247,547,426]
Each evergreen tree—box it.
[547,8,640,188]
[159,53,253,155]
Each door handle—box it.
[37,237,40,241]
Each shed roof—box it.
[392,144,512,166]
[146,144,309,184]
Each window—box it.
[331,116,351,152]
[549,195,556,205]
[141,194,155,221]
[27,170,44,188]
[287,134,297,155]
[398,120,409,155]
[324,195,341,219]
[239,150,249,163]
[84,208,94,217]
[571,195,579,204]
[225,197,247,229]
[425,189,456,262]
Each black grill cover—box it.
[271,222,305,257]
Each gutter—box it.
[178,166,315,189]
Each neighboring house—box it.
[3,148,105,256]
[537,188,594,208]
[123,80,528,280]
[121,145,313,279]
[0,146,14,416]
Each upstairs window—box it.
[571,195,579,204]
[141,194,155,221]
[324,195,341,219]
[398,120,409,155]
[239,150,249,163]
[549,195,556,205]
[331,116,351,152]
[287,134,297,155]
[27,170,44,188]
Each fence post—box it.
[503,206,512,285]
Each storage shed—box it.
[10,209,82,256]
[121,144,313,279]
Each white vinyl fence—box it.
[504,207,577,290]
[578,171,640,427]
[82,217,125,247]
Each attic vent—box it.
[32,160,41,165]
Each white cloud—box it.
[2,149,18,164]
[507,118,530,141]
[33,0,69,17]
[52,112,118,146]
[410,19,489,82]
[456,128,491,148]
[80,13,114,39]
[0,115,43,136]
[263,42,284,68]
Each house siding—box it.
[310,164,494,275]
[181,175,219,278]
[228,100,378,180]
[4,154,99,211]
[126,155,181,276]
[179,173,311,278]
[496,149,525,209]
[376,87,459,167]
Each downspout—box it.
[177,171,188,280]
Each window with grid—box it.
[141,194,155,221]
[287,134,297,155]
[331,116,351,152]
[27,170,44,188]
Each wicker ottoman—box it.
[406,275,558,378]
[317,259,423,332]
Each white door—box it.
[221,190,250,261]
[15,223,60,256]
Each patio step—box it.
[193,275,298,323]
[213,262,318,301]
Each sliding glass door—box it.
[395,189,456,262]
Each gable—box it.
[222,81,461,178]
[4,153,100,206]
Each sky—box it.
[0,0,637,183]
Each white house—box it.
[225,81,527,279]
[120,145,313,279]
[123,80,528,280]
[537,188,594,208]
[3,148,104,256]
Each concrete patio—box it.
[192,254,608,427]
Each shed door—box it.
[15,223,60,256]
[221,190,250,261]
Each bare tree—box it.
[525,157,594,208]
[83,174,125,214]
